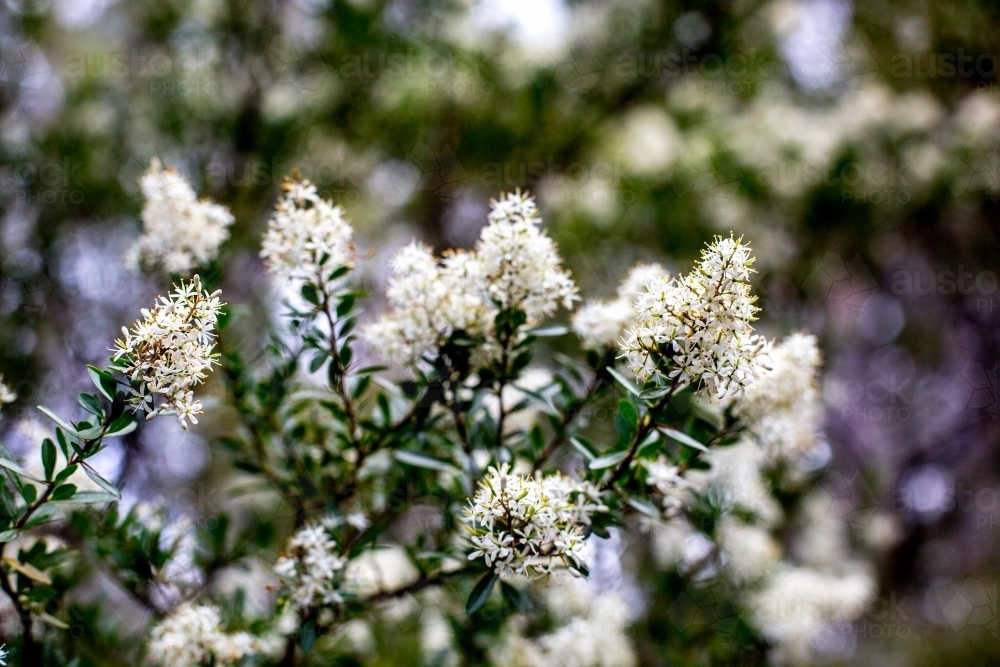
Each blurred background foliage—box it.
[1,0,999,664]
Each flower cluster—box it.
[366,191,576,366]
[643,456,689,516]
[746,567,874,665]
[260,176,354,286]
[621,236,765,398]
[112,276,223,428]
[274,521,348,612]
[465,464,605,578]
[128,159,234,274]
[363,243,493,364]
[735,333,824,464]
[476,191,578,322]
[488,574,636,667]
[572,263,666,350]
[147,603,259,667]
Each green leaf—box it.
[23,503,59,529]
[87,365,117,402]
[51,484,77,501]
[54,465,78,484]
[22,483,37,505]
[328,265,350,281]
[618,399,638,428]
[336,294,356,317]
[309,352,328,373]
[42,440,56,481]
[0,530,18,542]
[606,368,642,398]
[106,412,137,437]
[627,497,661,518]
[658,427,709,453]
[300,283,320,305]
[466,571,498,615]
[636,431,663,459]
[37,406,78,437]
[569,437,596,462]
[56,429,69,459]
[78,393,104,418]
[524,325,567,337]
[0,457,44,483]
[639,386,671,401]
[589,450,628,470]
[76,424,105,440]
[394,450,459,474]
[64,491,119,504]
[81,465,122,500]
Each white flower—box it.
[488,575,636,667]
[128,159,234,274]
[620,236,765,399]
[366,191,576,366]
[735,333,824,463]
[0,643,7,666]
[643,457,689,516]
[344,546,419,597]
[464,464,605,579]
[0,375,15,407]
[275,522,347,612]
[364,244,493,364]
[715,517,780,584]
[260,175,355,286]
[687,439,781,527]
[112,276,223,429]
[476,191,578,322]
[746,566,875,665]
[148,603,258,667]
[573,263,668,350]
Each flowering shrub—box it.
[0,163,878,666]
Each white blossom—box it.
[488,575,635,667]
[112,276,223,428]
[113,275,223,428]
[128,159,234,274]
[147,603,259,667]
[465,464,605,579]
[366,191,576,366]
[735,333,824,463]
[344,546,420,597]
[274,522,347,612]
[260,175,355,285]
[715,517,780,584]
[642,457,690,516]
[0,643,7,666]
[0,375,15,407]
[363,244,493,364]
[620,236,765,399]
[746,566,875,665]
[572,264,667,350]
[476,191,578,322]
[688,439,781,527]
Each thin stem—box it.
[318,278,358,444]
[533,369,605,472]
[601,379,680,491]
